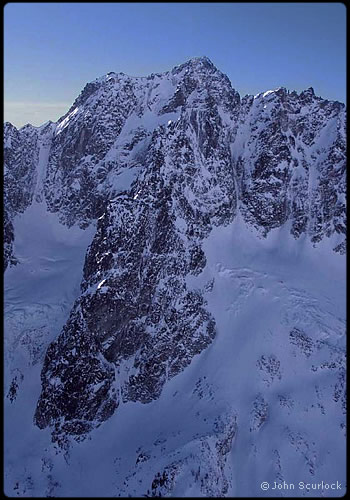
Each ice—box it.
[4,59,346,497]
[4,207,345,496]
[4,198,95,389]
[97,279,106,289]
[55,107,79,135]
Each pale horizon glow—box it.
[4,2,346,128]
[4,102,72,128]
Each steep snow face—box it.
[3,57,346,497]
[33,66,244,439]
[42,57,239,228]
[4,201,96,496]
[4,219,346,497]
[4,58,346,259]
[4,120,57,270]
[234,88,346,251]
[4,201,96,367]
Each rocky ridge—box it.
[4,57,346,446]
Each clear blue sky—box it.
[4,2,346,127]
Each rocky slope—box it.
[4,58,346,269]
[4,57,346,496]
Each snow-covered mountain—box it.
[4,57,346,496]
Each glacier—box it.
[4,56,346,497]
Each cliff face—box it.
[4,59,346,268]
[4,57,346,496]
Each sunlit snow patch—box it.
[56,107,79,135]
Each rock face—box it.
[4,122,38,270]
[4,120,56,270]
[4,57,346,443]
[237,88,346,249]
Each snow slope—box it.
[4,213,346,497]
[4,200,95,496]
[3,57,346,497]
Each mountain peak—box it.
[299,87,316,102]
[172,56,218,75]
[187,56,215,66]
[303,86,315,95]
[4,53,346,498]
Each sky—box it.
[4,2,346,128]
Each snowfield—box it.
[4,57,346,497]
[4,208,345,497]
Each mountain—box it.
[4,57,346,497]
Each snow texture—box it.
[4,57,346,497]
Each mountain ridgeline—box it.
[4,57,346,445]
